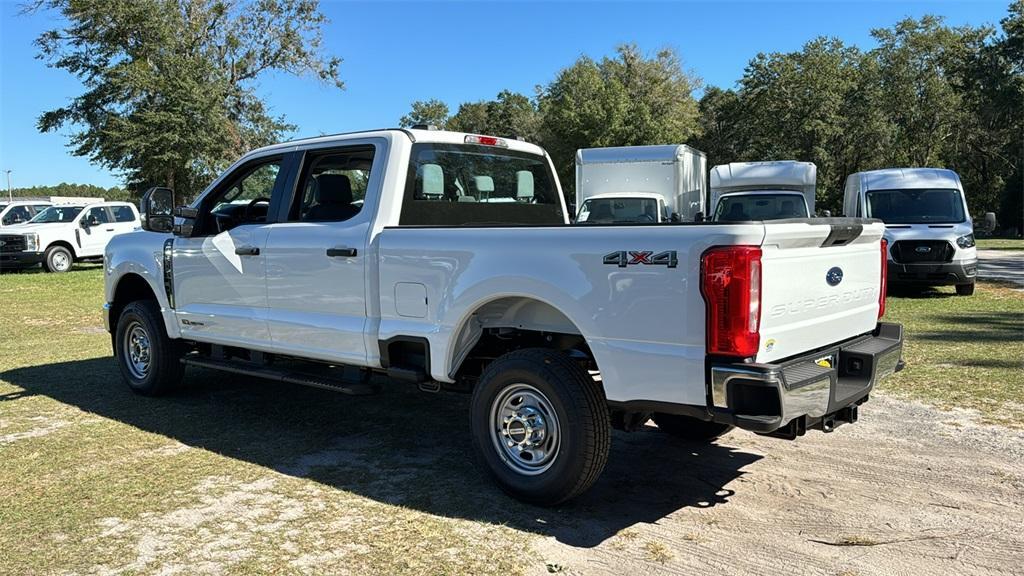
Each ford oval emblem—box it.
[826,267,844,286]
[915,246,932,253]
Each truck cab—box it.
[0,200,52,228]
[710,161,817,221]
[574,145,707,223]
[844,168,977,295]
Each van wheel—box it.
[43,245,73,273]
[955,282,975,296]
[114,300,185,395]
[470,348,610,506]
[653,413,734,441]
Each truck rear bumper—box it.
[888,258,977,286]
[708,322,904,438]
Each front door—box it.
[77,206,117,257]
[263,142,383,365]
[172,156,285,348]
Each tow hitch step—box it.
[182,356,378,396]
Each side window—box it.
[84,207,111,225]
[290,146,375,222]
[199,157,283,235]
[32,205,51,215]
[2,206,31,225]
[111,205,136,222]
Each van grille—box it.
[0,234,26,253]
[891,240,954,264]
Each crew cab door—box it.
[172,154,288,347]
[262,141,384,365]
[77,206,118,256]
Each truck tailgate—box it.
[757,220,885,363]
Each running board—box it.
[182,356,378,396]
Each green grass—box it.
[976,238,1024,251]
[1,265,1021,573]
[881,282,1024,426]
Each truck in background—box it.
[710,161,817,222]
[574,145,706,224]
[844,168,977,295]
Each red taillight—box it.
[464,134,508,147]
[878,238,888,318]
[701,246,762,358]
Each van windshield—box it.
[577,197,660,224]
[29,206,83,223]
[865,188,966,224]
[714,193,808,221]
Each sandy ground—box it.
[526,393,1024,576]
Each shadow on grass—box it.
[1,357,761,548]
[0,263,104,275]
[886,285,957,299]
[914,311,1024,344]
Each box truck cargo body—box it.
[575,145,706,223]
[710,161,816,221]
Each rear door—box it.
[263,140,385,365]
[757,220,885,363]
[109,204,140,236]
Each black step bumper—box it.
[706,322,904,438]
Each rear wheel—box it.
[470,348,610,506]
[114,300,185,395]
[43,245,73,273]
[653,413,733,441]
[956,282,975,296]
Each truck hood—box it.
[0,223,61,234]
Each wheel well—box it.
[449,296,595,386]
[45,240,77,258]
[111,274,158,329]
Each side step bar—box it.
[182,356,378,396]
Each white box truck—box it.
[844,168,977,295]
[574,145,706,223]
[709,161,816,221]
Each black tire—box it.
[114,300,185,395]
[43,245,74,273]
[653,413,734,441]
[470,348,610,506]
[956,282,975,296]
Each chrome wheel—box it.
[123,321,152,379]
[50,250,71,272]
[490,384,560,475]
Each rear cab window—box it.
[399,143,563,226]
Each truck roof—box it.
[246,128,548,159]
[576,144,705,164]
[852,168,961,191]
[710,161,816,190]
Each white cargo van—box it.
[844,168,977,295]
[575,145,706,223]
[710,161,816,222]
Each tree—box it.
[448,90,540,141]
[30,0,343,203]
[538,44,702,196]
[693,87,746,170]
[399,99,450,128]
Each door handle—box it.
[235,246,260,256]
[105,228,115,232]
[326,246,357,258]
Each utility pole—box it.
[4,170,10,202]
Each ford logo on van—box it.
[826,267,844,286]
[915,246,932,253]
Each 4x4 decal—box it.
[603,250,678,268]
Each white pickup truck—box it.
[104,128,904,504]
[1,201,139,272]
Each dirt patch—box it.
[0,416,70,445]
[526,394,1024,576]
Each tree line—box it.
[401,4,1023,229]
[7,183,132,202]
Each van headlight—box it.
[956,233,975,249]
[24,233,39,252]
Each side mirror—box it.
[79,218,92,229]
[670,212,680,223]
[140,187,175,233]
[694,212,705,223]
[821,209,832,218]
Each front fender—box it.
[105,230,180,339]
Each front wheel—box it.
[653,413,734,441]
[43,245,73,273]
[956,282,975,296]
[114,300,185,395]
[470,348,610,506]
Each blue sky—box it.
[0,0,1013,189]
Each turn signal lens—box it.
[701,246,762,358]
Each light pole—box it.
[4,170,10,202]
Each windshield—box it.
[29,205,83,223]
[714,193,808,221]
[577,197,660,224]
[865,188,966,224]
